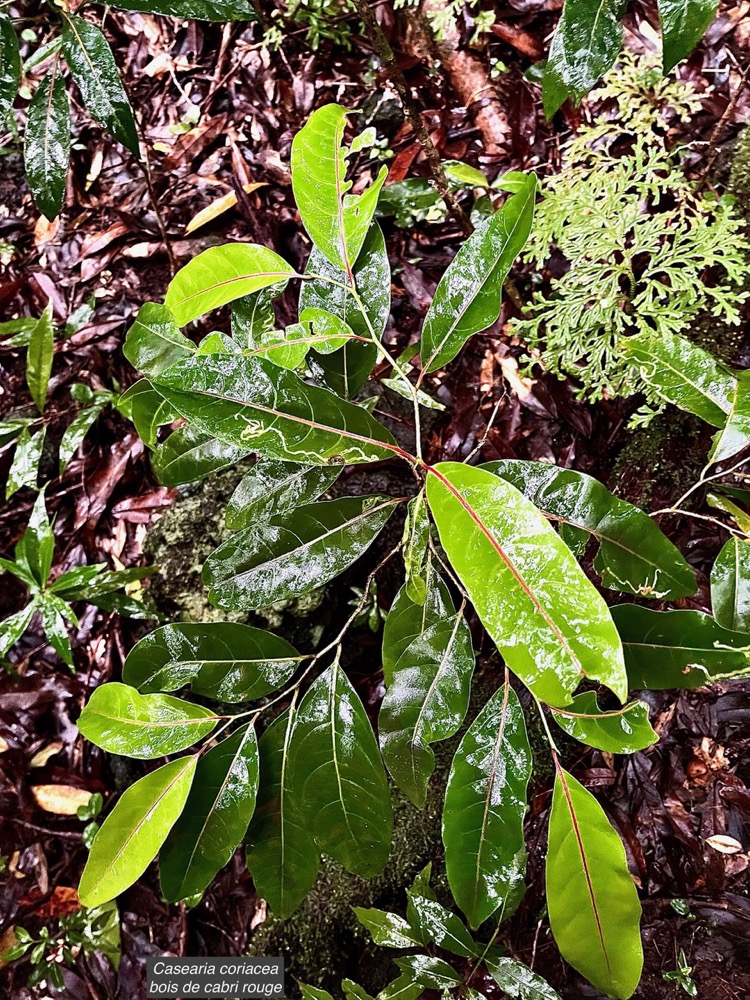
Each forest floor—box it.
[1,2,750,998]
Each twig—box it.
[139,137,178,277]
[701,60,750,186]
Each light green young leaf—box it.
[151,354,399,464]
[124,303,196,378]
[426,462,627,706]
[26,303,54,413]
[77,682,219,759]
[165,244,296,326]
[443,682,532,929]
[291,105,387,275]
[420,175,536,372]
[6,426,45,500]
[483,460,695,599]
[549,692,658,753]
[61,15,138,153]
[546,766,643,999]
[542,0,625,117]
[613,604,750,689]
[298,308,355,354]
[108,0,257,19]
[486,957,562,1000]
[79,756,197,907]
[122,622,301,702]
[24,66,70,220]
[351,907,421,948]
[0,16,20,124]
[226,461,340,530]
[289,660,392,877]
[659,0,718,72]
[159,724,259,901]
[622,331,735,428]
[709,370,750,465]
[711,536,750,632]
[153,425,249,486]
[15,490,54,587]
[245,707,320,918]
[205,496,397,611]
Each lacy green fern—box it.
[514,56,749,419]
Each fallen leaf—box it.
[185,182,267,234]
[29,740,64,768]
[32,785,93,816]
[706,834,744,855]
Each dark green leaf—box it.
[709,370,750,465]
[299,224,389,397]
[0,604,36,658]
[426,462,627,706]
[299,986,333,1000]
[623,331,735,428]
[420,176,536,372]
[225,461,340,530]
[291,104,387,274]
[711,536,750,632]
[486,957,562,1000]
[393,956,460,990]
[483,460,695,599]
[153,425,249,486]
[0,16,20,123]
[204,496,397,610]
[160,723,259,901]
[352,907,421,948]
[404,892,476,957]
[375,975,423,1000]
[151,354,399,464]
[15,490,55,588]
[245,706,320,917]
[77,682,219,758]
[59,398,108,472]
[124,303,196,378]
[26,303,54,413]
[53,565,153,601]
[401,493,429,605]
[61,15,138,153]
[164,244,296,326]
[108,0,257,20]
[542,0,625,117]
[231,282,287,348]
[546,766,643,999]
[549,692,658,753]
[381,564,453,685]
[342,980,376,1000]
[118,379,176,449]
[289,660,392,877]
[659,0,718,71]
[24,66,70,220]
[443,682,532,929]
[123,622,301,702]
[613,604,750,688]
[6,426,45,499]
[39,594,74,667]
[379,605,475,807]
[79,756,197,907]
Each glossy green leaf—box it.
[709,370,750,465]
[382,565,453,685]
[711,536,750,632]
[426,462,627,706]
[613,604,750,689]
[26,303,54,413]
[289,660,392,877]
[299,224,389,397]
[40,594,74,667]
[394,956,460,990]
[404,892,476,957]
[376,975,423,1000]
[151,354,399,464]
[245,707,320,917]
[118,379,176,449]
[160,724,259,901]
[204,496,397,610]
[402,493,429,605]
[165,244,296,326]
[659,0,718,71]
[78,682,219,759]
[79,756,197,907]
[342,980,376,1000]
[542,0,625,117]
[291,105,387,274]
[623,331,735,428]
[124,303,196,378]
[59,397,109,472]
[299,986,333,1000]
[483,460,695,599]
[61,15,138,153]
[53,565,153,601]
[0,604,36,658]
[24,67,70,220]
[6,426,44,499]
[123,622,301,702]
[549,692,658,753]
[153,425,249,486]
[15,490,54,587]
[486,957,562,1000]
[352,907,421,948]
[109,0,256,19]
[443,682,532,929]
[0,16,20,123]
[707,492,750,534]
[231,282,286,348]
[547,766,643,999]
[298,308,356,354]
[379,605,475,808]
[420,175,536,372]
[226,461,340,530]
